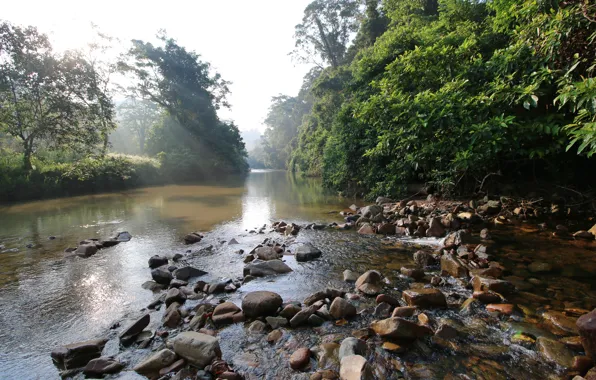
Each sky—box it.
[3,0,314,133]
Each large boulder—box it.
[119,314,150,343]
[212,302,245,326]
[174,266,207,281]
[148,255,168,269]
[577,308,596,363]
[244,259,292,277]
[370,317,431,340]
[133,349,177,375]
[51,338,108,370]
[171,332,221,368]
[402,288,447,308]
[151,267,173,285]
[256,246,281,261]
[355,270,383,295]
[329,297,357,320]
[295,243,322,262]
[340,355,373,380]
[242,291,283,318]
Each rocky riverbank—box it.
[51,196,596,380]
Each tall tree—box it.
[0,22,114,169]
[292,0,361,68]
[117,98,160,154]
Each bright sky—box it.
[3,0,313,133]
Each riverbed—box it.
[1,170,595,379]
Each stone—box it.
[339,355,373,380]
[392,307,416,318]
[376,196,392,204]
[142,280,164,292]
[134,349,177,375]
[163,304,181,328]
[114,231,132,242]
[357,224,375,235]
[228,238,239,245]
[360,205,383,218]
[402,288,447,308]
[151,267,173,285]
[426,217,445,237]
[355,270,383,295]
[148,255,168,269]
[242,291,283,318]
[382,342,405,353]
[83,357,124,377]
[413,250,435,268]
[528,262,553,273]
[435,323,458,339]
[159,358,186,376]
[339,337,367,360]
[295,243,322,262]
[376,294,400,306]
[377,223,396,235]
[472,276,515,295]
[290,305,318,327]
[165,288,186,307]
[244,259,292,277]
[486,303,515,315]
[174,266,208,281]
[51,339,108,370]
[304,291,328,306]
[479,200,501,215]
[577,308,596,361]
[472,291,501,304]
[343,270,359,282]
[441,254,469,278]
[536,337,574,369]
[308,314,325,326]
[75,244,98,258]
[279,304,302,319]
[443,230,472,248]
[329,297,357,319]
[248,320,268,334]
[171,332,221,368]
[400,266,425,280]
[480,228,491,239]
[290,348,311,370]
[184,232,202,244]
[119,314,150,342]
[212,302,244,326]
[266,316,288,329]
[371,317,431,340]
[543,311,579,335]
[256,246,280,261]
[374,302,392,318]
[267,329,283,344]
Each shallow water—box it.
[0,170,595,379]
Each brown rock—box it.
[400,266,425,280]
[355,270,383,295]
[472,276,515,295]
[370,317,432,340]
[402,288,447,308]
[441,254,469,278]
[242,291,283,318]
[577,308,596,362]
[486,304,515,315]
[267,329,283,344]
[472,291,501,304]
[376,294,400,306]
[329,297,357,320]
[544,311,579,336]
[358,224,375,235]
[212,302,245,326]
[290,347,311,370]
[377,223,395,235]
[83,357,124,377]
[392,306,416,318]
[536,336,574,369]
[51,339,108,370]
[159,358,185,376]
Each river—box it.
[0,170,595,379]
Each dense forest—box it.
[1,0,596,201]
[0,24,247,201]
[252,0,596,198]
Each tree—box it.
[292,0,361,68]
[117,98,161,154]
[0,21,114,170]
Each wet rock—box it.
[159,358,186,376]
[371,317,431,340]
[169,279,188,288]
[83,357,124,377]
[486,303,515,315]
[426,217,445,237]
[528,261,553,273]
[290,347,311,370]
[343,270,359,282]
[267,329,283,344]
[248,320,268,334]
[212,302,244,326]
[75,244,98,258]
[329,297,357,319]
[374,302,392,318]
[244,259,292,277]
[163,303,181,328]
[51,338,108,370]
[296,243,322,262]
[413,250,435,268]
[207,281,228,294]
[304,291,327,306]
[357,223,375,235]
[290,305,318,327]
[536,337,574,369]
[165,288,186,307]
[377,223,396,235]
[577,308,596,361]
[400,266,425,280]
[444,230,472,248]
[242,291,283,318]
[402,288,447,308]
[392,306,416,318]
[480,228,491,240]
[308,314,325,326]
[134,348,177,375]
[543,311,579,335]
[119,314,150,343]
[114,231,132,242]
[472,276,514,295]
[228,238,239,245]
[142,281,164,292]
[339,355,373,380]
[361,205,383,218]
[174,266,208,281]
[435,323,458,339]
[266,316,288,329]
[355,270,383,295]
[256,246,281,261]
[148,255,168,269]
[184,232,203,244]
[441,253,470,279]
[339,337,367,360]
[472,291,501,304]
[311,369,339,380]
[151,267,173,285]
[574,230,595,240]
[479,200,501,215]
[171,332,221,368]
[376,294,399,306]
[280,304,302,319]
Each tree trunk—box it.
[101,132,109,157]
[23,142,32,171]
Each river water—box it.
[0,170,595,379]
